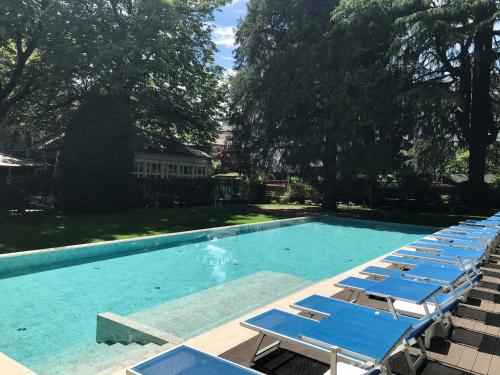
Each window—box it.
[133,161,139,177]
[188,166,193,176]
[137,161,145,177]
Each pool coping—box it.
[0,216,313,278]
[0,216,312,259]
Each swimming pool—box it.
[0,217,432,374]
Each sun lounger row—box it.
[126,213,499,375]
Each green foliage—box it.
[405,136,458,179]
[281,177,320,204]
[214,175,266,204]
[231,0,423,210]
[2,0,227,148]
[231,0,340,165]
[60,94,136,212]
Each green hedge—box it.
[135,178,217,208]
[60,94,136,212]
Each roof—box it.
[31,130,211,159]
[0,153,44,167]
[138,130,210,159]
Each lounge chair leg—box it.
[424,324,435,349]
[381,360,393,375]
[348,290,360,303]
[404,337,427,375]
[417,337,427,360]
[251,333,280,362]
[330,346,338,375]
[403,346,416,375]
[446,315,454,336]
[413,337,428,371]
[251,333,265,361]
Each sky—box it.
[212,0,249,74]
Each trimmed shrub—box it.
[60,94,135,212]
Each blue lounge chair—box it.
[360,263,478,310]
[335,276,466,327]
[445,225,500,236]
[381,256,483,286]
[393,249,482,269]
[430,232,497,253]
[127,345,262,375]
[419,238,484,251]
[402,244,486,262]
[291,295,433,352]
[447,226,499,241]
[460,220,500,228]
[361,265,464,286]
[438,228,497,241]
[431,232,489,242]
[242,308,408,374]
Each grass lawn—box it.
[0,203,488,253]
[0,204,320,253]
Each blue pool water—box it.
[0,217,432,374]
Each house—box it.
[134,131,211,179]
[26,130,211,179]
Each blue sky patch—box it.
[212,0,248,73]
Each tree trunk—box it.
[454,15,498,204]
[467,138,488,199]
[322,135,337,210]
[466,23,495,202]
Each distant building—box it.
[134,132,211,179]
[13,130,212,179]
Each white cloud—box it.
[213,25,235,47]
[225,68,236,77]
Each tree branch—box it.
[434,36,460,77]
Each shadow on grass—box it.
[0,203,488,254]
[0,204,320,253]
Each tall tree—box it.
[0,0,54,120]
[335,0,500,200]
[231,0,342,209]
[332,0,417,204]
[1,0,228,147]
[397,0,499,198]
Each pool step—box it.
[127,271,311,339]
[96,312,183,346]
